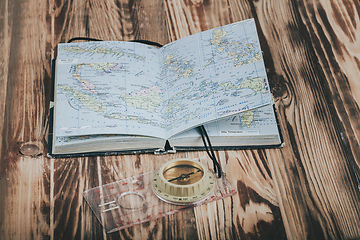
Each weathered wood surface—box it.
[0,0,360,239]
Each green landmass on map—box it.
[207,27,262,68]
[165,54,194,78]
[219,77,267,95]
[120,86,162,112]
[238,77,267,94]
[241,110,254,127]
[61,46,146,61]
[58,85,107,113]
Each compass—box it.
[151,158,215,205]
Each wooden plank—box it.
[191,150,286,239]
[298,0,360,176]
[250,0,360,238]
[0,0,10,163]
[0,0,52,239]
[0,0,10,237]
[130,0,170,45]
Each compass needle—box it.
[168,171,198,182]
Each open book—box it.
[48,18,283,157]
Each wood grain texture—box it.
[0,0,51,239]
[298,0,360,176]
[251,0,360,238]
[191,150,286,239]
[0,0,10,163]
[0,0,360,239]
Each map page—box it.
[54,18,272,141]
[55,41,167,139]
[160,18,272,138]
[172,104,279,139]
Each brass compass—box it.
[151,159,215,205]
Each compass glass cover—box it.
[162,161,204,185]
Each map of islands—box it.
[73,63,123,94]
[164,54,194,78]
[240,110,255,127]
[219,77,269,96]
[60,45,146,62]
[206,27,263,68]
[55,19,273,139]
[58,84,106,113]
[121,86,162,111]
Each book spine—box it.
[47,59,56,157]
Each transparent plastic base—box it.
[83,169,237,233]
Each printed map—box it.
[55,19,272,141]
[56,104,278,147]
[172,104,279,140]
[55,41,166,139]
[160,19,272,137]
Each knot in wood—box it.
[19,142,42,157]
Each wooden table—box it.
[1,0,360,239]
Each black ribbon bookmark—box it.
[67,37,103,43]
[67,37,163,48]
[198,125,222,178]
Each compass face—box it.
[152,159,215,205]
[162,161,204,185]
